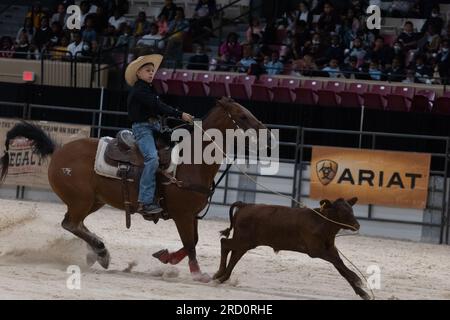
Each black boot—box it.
[137,202,163,223]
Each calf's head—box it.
[320,197,360,231]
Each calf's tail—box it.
[219,201,246,238]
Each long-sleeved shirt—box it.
[127,79,182,124]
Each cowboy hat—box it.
[125,54,163,86]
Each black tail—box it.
[219,201,246,238]
[1,121,56,181]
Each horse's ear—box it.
[347,197,358,206]
[320,199,332,210]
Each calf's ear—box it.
[347,197,358,206]
[320,199,332,209]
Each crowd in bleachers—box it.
[0,0,449,84]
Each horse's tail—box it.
[1,121,56,181]
[219,201,246,238]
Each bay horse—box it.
[0,97,267,282]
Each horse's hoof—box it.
[152,249,169,263]
[86,251,97,267]
[97,250,110,269]
[193,272,211,283]
[212,271,223,280]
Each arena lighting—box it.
[22,71,35,83]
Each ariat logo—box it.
[316,160,338,186]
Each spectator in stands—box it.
[397,21,420,52]
[393,41,404,57]
[385,57,405,82]
[14,32,32,59]
[436,39,449,83]
[420,24,441,55]
[67,31,90,59]
[94,5,109,34]
[157,14,169,36]
[368,61,382,80]
[322,58,344,78]
[0,36,15,58]
[51,3,68,28]
[237,45,257,73]
[291,54,318,77]
[412,55,433,83]
[421,5,444,33]
[132,12,151,40]
[402,69,416,83]
[192,0,217,39]
[80,1,91,27]
[109,9,128,31]
[248,54,266,78]
[82,17,97,43]
[33,16,52,51]
[340,8,360,48]
[116,24,133,49]
[219,32,242,65]
[26,3,45,29]
[296,1,313,26]
[304,33,326,64]
[265,51,284,75]
[158,0,178,22]
[49,22,64,48]
[101,25,117,49]
[317,2,341,34]
[341,56,360,79]
[137,23,165,50]
[246,17,263,43]
[17,18,36,45]
[165,7,189,67]
[324,35,345,64]
[212,52,234,72]
[187,43,210,70]
[345,37,367,67]
[366,36,394,68]
[52,35,70,60]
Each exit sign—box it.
[22,71,35,82]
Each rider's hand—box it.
[182,112,194,123]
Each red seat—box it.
[229,75,255,100]
[250,84,273,102]
[317,89,341,107]
[339,83,368,108]
[259,75,279,88]
[186,73,213,97]
[393,86,415,99]
[272,78,299,104]
[411,90,435,113]
[209,74,235,97]
[303,80,323,92]
[294,88,317,105]
[324,81,345,93]
[166,71,193,96]
[433,96,450,115]
[385,94,412,112]
[363,84,392,110]
[153,69,173,94]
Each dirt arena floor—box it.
[0,199,449,300]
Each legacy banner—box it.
[310,146,431,209]
[0,119,90,188]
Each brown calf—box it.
[214,198,371,300]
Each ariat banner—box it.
[0,119,90,188]
[310,146,431,209]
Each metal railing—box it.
[0,98,448,243]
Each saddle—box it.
[103,129,174,228]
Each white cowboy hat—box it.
[125,54,163,86]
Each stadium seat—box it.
[362,84,392,110]
[386,86,415,112]
[153,69,173,95]
[251,84,273,102]
[209,74,235,98]
[259,75,279,88]
[272,78,300,104]
[186,73,213,97]
[433,92,450,115]
[229,75,255,100]
[166,71,193,96]
[293,80,322,105]
[316,81,344,107]
[324,81,345,92]
[411,90,435,113]
[339,83,368,108]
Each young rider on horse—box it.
[125,54,194,217]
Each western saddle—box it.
[103,130,173,228]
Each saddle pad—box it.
[94,137,179,180]
[94,137,118,179]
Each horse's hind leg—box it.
[61,201,110,269]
